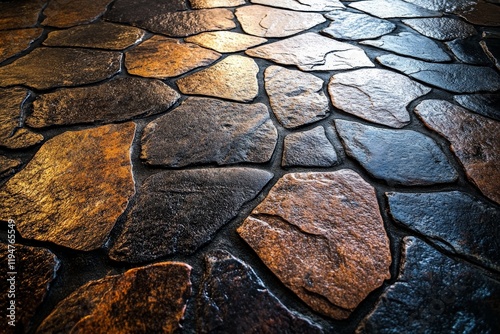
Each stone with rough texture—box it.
[454,94,500,121]
[28,77,180,127]
[402,0,475,12]
[455,1,500,26]
[265,66,329,128]
[323,10,396,40]
[328,68,431,128]
[246,33,374,71]
[37,262,191,334]
[185,31,267,53]
[142,97,277,167]
[0,123,136,251]
[0,48,122,90]
[415,100,500,204]
[191,0,245,8]
[349,0,441,18]
[0,28,43,63]
[105,0,187,26]
[445,37,491,65]
[0,155,21,176]
[0,0,46,30]
[110,168,273,263]
[335,120,457,185]
[282,127,338,167]
[177,55,259,102]
[198,250,323,333]
[251,0,344,11]
[356,237,500,334]
[238,170,392,319]
[42,0,112,28]
[403,17,476,41]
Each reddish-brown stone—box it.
[0,28,43,63]
[42,0,113,28]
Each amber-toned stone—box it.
[37,262,191,333]
[0,123,136,251]
[282,127,338,167]
[42,0,112,28]
[403,17,477,40]
[190,0,245,8]
[177,55,259,102]
[251,0,344,11]
[0,28,43,63]
[0,155,21,176]
[238,170,392,319]
[0,0,46,30]
[415,100,500,204]
[185,31,267,53]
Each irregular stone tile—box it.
[191,0,247,8]
[356,237,500,334]
[481,38,500,70]
[177,55,259,102]
[323,10,396,40]
[377,54,500,93]
[415,99,500,204]
[105,0,188,26]
[142,97,277,167]
[125,35,221,79]
[236,5,325,38]
[0,48,122,90]
[265,66,329,129]
[0,129,43,150]
[246,32,374,71]
[328,68,431,128]
[0,123,136,251]
[251,0,344,11]
[0,28,43,63]
[0,244,59,331]
[403,17,476,41]
[198,250,324,333]
[110,168,273,263]
[0,155,21,176]
[335,120,458,185]
[455,1,500,26]
[27,77,180,127]
[360,31,451,62]
[185,31,267,53]
[445,37,492,65]
[402,0,476,12]
[0,0,46,30]
[282,127,338,167]
[37,262,191,333]
[238,170,392,319]
[454,94,500,121]
[42,0,112,28]
[349,0,442,18]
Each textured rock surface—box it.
[0,28,43,63]
[251,0,344,11]
[328,68,431,128]
[349,0,441,18]
[110,168,273,262]
[323,10,396,40]
[481,38,500,70]
[42,0,112,28]
[238,170,392,319]
[0,123,136,251]
[282,127,338,167]
[455,1,500,26]
[454,93,500,120]
[335,120,457,185]
[0,155,21,176]
[402,0,475,12]
[446,37,492,65]
[105,0,187,26]
[185,31,267,53]
[37,262,192,333]
[403,17,476,40]
[190,0,245,8]
[0,0,46,30]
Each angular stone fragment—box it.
[403,17,476,40]
[0,0,46,30]
[282,127,338,167]
[190,0,245,8]
[246,32,374,71]
[0,155,21,176]
[455,1,500,26]
[0,28,43,63]
[415,99,500,204]
[198,250,324,333]
[105,0,188,26]
[142,97,277,167]
[42,0,112,28]
[402,0,476,12]
[323,10,396,40]
[177,55,259,102]
[454,93,500,120]
[185,31,267,53]
[265,66,329,128]
[0,123,136,251]
[28,77,180,127]
[238,170,392,319]
[349,0,442,18]
[0,48,122,90]
[356,237,500,334]
[37,262,191,333]
[335,120,457,185]
[328,69,431,128]
[110,168,273,262]
[445,37,492,65]
[251,0,344,11]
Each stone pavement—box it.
[0,0,499,333]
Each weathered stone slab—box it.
[0,155,21,176]
[185,31,267,53]
[0,123,136,251]
[454,93,500,121]
[328,68,431,128]
[481,38,500,70]
[42,0,112,28]
[402,0,475,12]
[190,0,245,8]
[238,170,392,319]
[323,10,396,40]
[0,28,43,63]
[282,127,338,167]
[349,0,442,18]
[0,0,46,30]
[335,120,458,185]
[105,0,187,26]
[110,168,273,263]
[455,1,500,26]
[445,37,492,65]
[251,0,344,11]
[403,17,476,40]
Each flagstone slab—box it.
[185,31,267,53]
[445,37,492,65]
[455,0,500,26]
[42,0,112,28]
[481,38,500,70]
[0,155,21,176]
[282,127,338,167]
[402,0,475,12]
[250,0,344,11]
[403,17,476,40]
[323,10,396,40]
[454,93,500,120]
[190,0,245,8]
[0,0,46,30]
[0,28,43,63]
[105,0,188,26]
[349,0,442,18]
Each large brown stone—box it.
[190,0,245,8]
[0,0,46,30]
[415,100,500,204]
[42,0,113,28]
[0,123,136,251]
[185,31,267,53]
[251,0,344,11]
[0,155,21,177]
[0,28,43,63]
[238,170,392,319]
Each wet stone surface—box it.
[185,31,267,53]
[323,10,396,40]
[105,0,188,26]
[250,0,344,12]
[349,0,442,18]
[454,93,500,120]
[402,0,476,12]
[0,28,43,63]
[0,0,47,30]
[403,17,476,40]
[446,37,492,65]
[282,126,338,167]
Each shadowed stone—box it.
[177,55,259,102]
[356,237,500,334]
[37,262,192,333]
[455,1,500,26]
[191,0,245,8]
[323,10,396,40]
[349,0,441,18]
[282,127,338,167]
[415,99,500,204]
[328,68,431,128]
[199,250,324,333]
[454,94,500,120]
[246,32,374,71]
[0,155,21,176]
[142,97,277,167]
[251,0,344,11]
[0,123,136,251]
[403,17,476,40]
[265,66,329,129]
[402,0,476,12]
[0,28,43,63]
[238,170,392,319]
[0,48,122,90]
[445,37,492,65]
[42,0,112,28]
[0,0,46,30]
[110,168,273,263]
[481,38,500,70]
[27,77,180,127]
[186,31,267,53]
[335,120,458,185]
[105,0,187,26]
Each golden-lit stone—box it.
[185,31,267,53]
[0,155,21,176]
[42,0,113,28]
[190,0,245,8]
[0,0,47,30]
[0,28,43,63]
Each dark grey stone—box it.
[481,38,500,70]
[454,94,500,121]
[402,0,475,12]
[323,10,395,40]
[446,37,491,65]
[403,17,476,41]
[282,127,338,167]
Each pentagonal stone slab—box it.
[105,0,187,26]
[0,0,46,30]
[455,1,500,26]
[323,10,396,40]
[445,37,492,65]
[349,0,442,18]
[335,120,458,185]
[0,123,136,251]
[403,17,476,40]
[251,0,344,11]
[185,31,267,53]
[282,127,338,167]
[110,168,273,263]
[238,170,392,319]
[42,0,112,28]
[0,28,43,63]
[454,93,500,121]
[0,155,21,177]
[328,68,431,128]
[190,0,245,8]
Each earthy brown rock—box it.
[403,17,477,40]
[177,55,259,102]
[0,28,43,63]
[415,100,500,204]
[190,0,245,8]
[251,0,344,11]
[455,1,500,26]
[282,127,338,167]
[238,170,392,319]
[37,262,191,333]
[42,0,112,28]
[349,0,442,18]
[125,35,220,78]
[0,123,136,251]
[0,0,46,30]
[185,31,267,53]
[0,155,21,176]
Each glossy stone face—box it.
[0,28,43,63]
[185,31,267,52]
[251,0,344,11]
[323,10,396,40]
[445,37,492,65]
[403,17,477,40]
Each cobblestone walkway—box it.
[1,0,500,333]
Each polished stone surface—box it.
[0,28,43,63]
[323,10,396,40]
[185,31,267,53]
[455,0,500,26]
[282,126,338,167]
